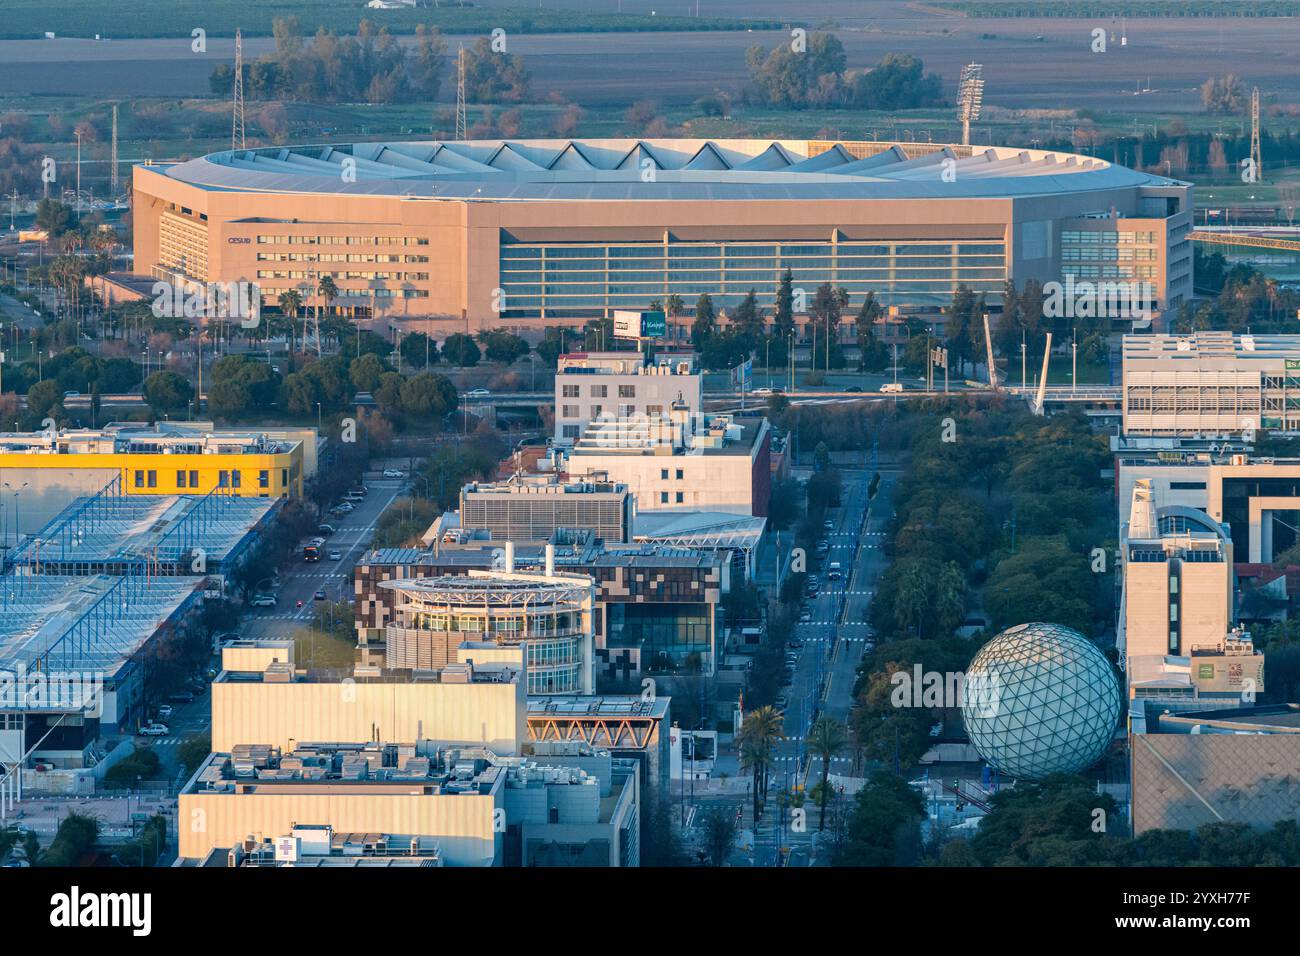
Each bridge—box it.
[1190,227,1300,254]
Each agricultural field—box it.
[0,0,776,41]
[0,1,1297,210]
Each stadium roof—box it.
[152,138,1178,202]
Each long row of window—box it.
[499,239,1008,317]
[132,468,279,489]
[256,253,429,263]
[257,270,429,281]
[256,235,429,246]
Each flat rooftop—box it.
[218,659,522,687]
[1124,331,1300,367]
[1154,704,1300,733]
[362,543,721,572]
[0,422,299,456]
[527,695,670,720]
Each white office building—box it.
[554,351,701,444]
[1123,332,1300,437]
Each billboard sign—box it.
[613,310,666,340]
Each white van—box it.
[880,382,903,394]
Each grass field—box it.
[0,0,779,40]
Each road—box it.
[739,453,903,867]
[241,474,407,641]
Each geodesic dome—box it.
[959,622,1120,780]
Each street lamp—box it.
[3,481,28,551]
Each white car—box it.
[139,724,169,737]
[753,387,773,395]
[157,705,174,719]
[465,388,491,399]
[250,594,277,608]
[329,549,342,561]
[382,469,405,479]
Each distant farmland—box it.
[0,0,779,41]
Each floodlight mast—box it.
[958,63,985,147]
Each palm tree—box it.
[737,705,784,826]
[278,289,303,356]
[806,715,848,830]
[315,274,338,358]
[666,293,684,344]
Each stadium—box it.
[132,138,1193,332]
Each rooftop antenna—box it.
[1250,86,1262,183]
[232,28,246,151]
[110,104,119,196]
[957,63,984,147]
[455,43,467,141]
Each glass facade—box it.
[499,238,1007,319]
[605,602,714,673]
[398,605,586,695]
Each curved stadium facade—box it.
[132,138,1193,330]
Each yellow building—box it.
[0,423,305,499]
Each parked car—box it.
[139,724,169,737]
[329,549,342,561]
[250,594,277,608]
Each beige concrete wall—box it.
[1125,562,1171,659]
[1179,561,1231,646]
[210,678,527,755]
[220,643,294,674]
[568,451,755,515]
[179,789,502,865]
